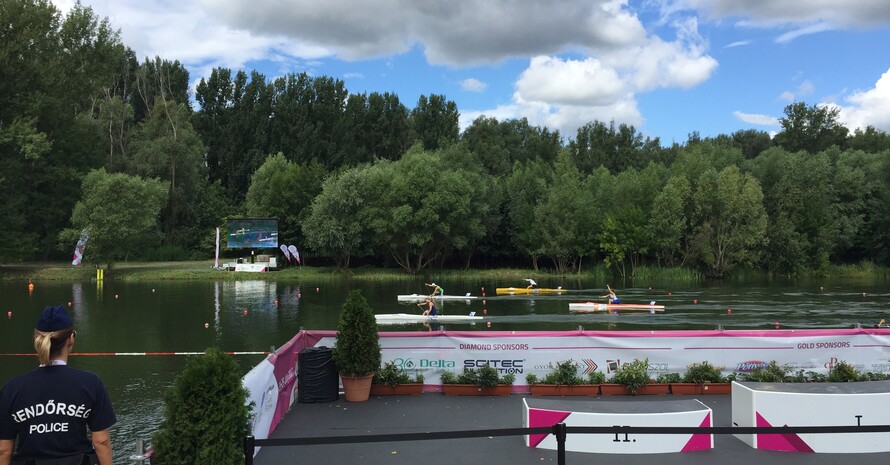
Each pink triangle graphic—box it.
[527,408,572,448]
[755,412,814,452]
[681,412,713,452]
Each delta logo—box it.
[735,360,768,372]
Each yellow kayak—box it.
[495,287,567,295]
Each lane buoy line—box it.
[0,351,270,357]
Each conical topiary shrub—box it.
[332,289,382,401]
[151,347,251,465]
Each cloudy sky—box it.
[53,0,890,144]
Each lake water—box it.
[1,276,888,463]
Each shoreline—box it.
[1,261,888,283]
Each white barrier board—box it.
[732,380,890,453]
[524,398,713,454]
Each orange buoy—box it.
[774,321,780,329]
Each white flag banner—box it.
[71,229,89,266]
[280,244,291,262]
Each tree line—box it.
[3,0,890,278]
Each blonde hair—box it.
[33,327,73,366]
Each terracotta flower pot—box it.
[442,384,512,396]
[700,382,731,394]
[369,383,424,396]
[635,383,670,395]
[341,373,375,402]
[598,384,629,396]
[669,383,702,395]
[529,385,601,396]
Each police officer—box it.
[0,306,116,465]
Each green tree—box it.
[367,145,492,273]
[773,102,849,154]
[691,166,767,278]
[504,158,553,269]
[245,153,326,248]
[60,169,167,261]
[649,175,693,266]
[129,99,207,248]
[303,166,376,269]
[536,150,593,273]
[151,348,251,465]
[410,94,459,151]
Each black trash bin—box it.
[297,346,339,403]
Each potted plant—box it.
[332,290,382,402]
[827,360,861,382]
[527,360,601,396]
[608,358,651,395]
[681,361,730,394]
[371,361,425,395]
[653,372,682,394]
[740,360,789,383]
[442,363,514,396]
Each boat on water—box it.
[374,312,483,324]
[568,302,665,313]
[495,287,566,295]
[397,293,478,301]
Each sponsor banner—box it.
[242,331,319,456]
[242,359,276,453]
[315,329,890,384]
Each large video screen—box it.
[226,218,279,249]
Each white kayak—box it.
[397,293,478,301]
[375,312,483,324]
[569,302,665,313]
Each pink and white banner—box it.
[315,328,890,385]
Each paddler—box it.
[419,297,438,316]
[524,278,538,289]
[601,284,621,304]
[425,282,443,298]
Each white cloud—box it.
[197,0,649,65]
[725,40,752,48]
[778,79,815,102]
[343,72,365,79]
[732,111,778,126]
[669,0,890,27]
[515,57,626,106]
[774,22,834,44]
[460,78,488,92]
[833,68,890,132]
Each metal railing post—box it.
[244,435,255,465]
[128,438,146,465]
[553,422,567,465]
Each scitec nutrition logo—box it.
[463,359,524,375]
[391,358,455,369]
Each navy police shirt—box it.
[0,365,116,460]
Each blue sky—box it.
[54,0,890,145]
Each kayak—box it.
[397,293,478,301]
[569,302,665,313]
[495,287,567,295]
[374,313,483,324]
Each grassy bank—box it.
[2,261,888,283]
